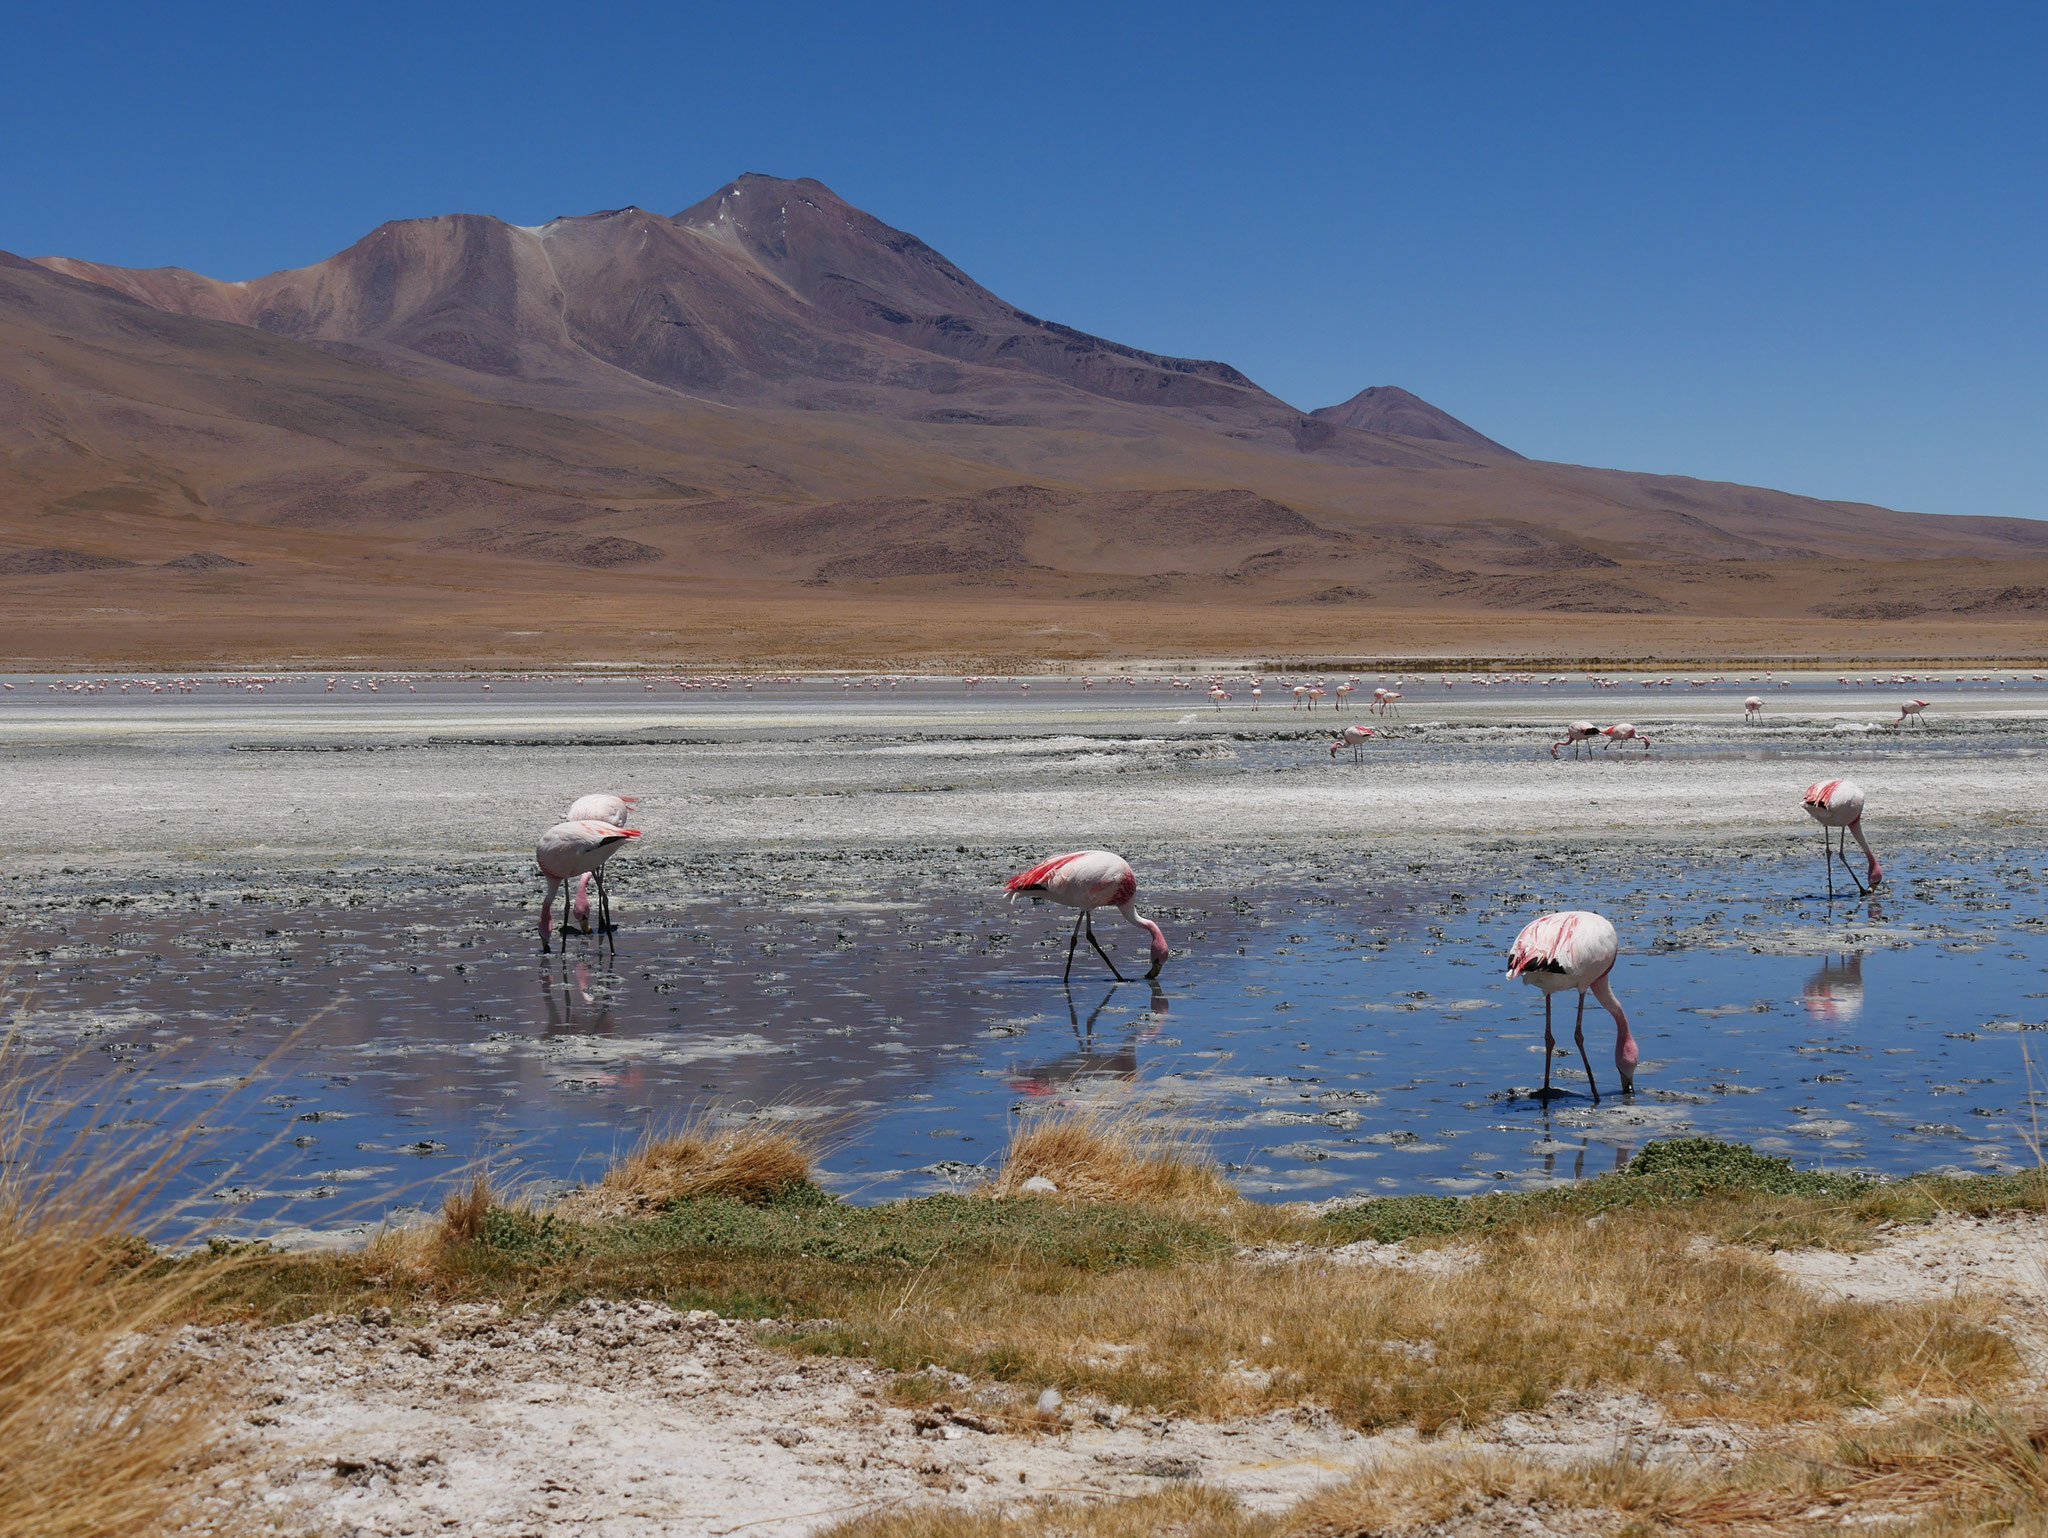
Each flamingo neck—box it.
[1120,903,1170,975]
[540,876,561,939]
[1848,819,1882,884]
[1593,975,1637,1090]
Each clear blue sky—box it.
[6,1,2044,520]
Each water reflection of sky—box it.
[12,841,2045,1236]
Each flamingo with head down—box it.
[1801,778,1882,897]
[1329,723,1376,763]
[1552,720,1598,758]
[565,793,638,933]
[537,818,641,952]
[1507,910,1638,1103]
[1600,723,1649,752]
[1004,850,1169,983]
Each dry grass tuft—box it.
[821,1418,2048,1538]
[0,1047,239,1538]
[439,1169,495,1246]
[986,1104,1237,1206]
[564,1114,818,1216]
[823,1484,1271,1538]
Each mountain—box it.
[6,177,2048,668]
[1312,385,1519,457]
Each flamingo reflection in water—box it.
[1006,981,1169,1097]
[1801,953,1865,1023]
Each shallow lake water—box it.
[4,669,2046,1239]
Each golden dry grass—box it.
[802,1205,2014,1433]
[985,1105,1237,1207]
[821,1415,2048,1538]
[823,1486,1272,1538]
[0,1051,239,1538]
[564,1115,818,1216]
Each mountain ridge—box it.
[8,175,2048,666]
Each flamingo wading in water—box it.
[537,819,641,953]
[1506,910,1638,1104]
[1744,696,1763,722]
[1897,699,1929,727]
[1600,723,1649,752]
[565,793,637,934]
[1801,778,1882,898]
[1552,720,1598,758]
[1004,850,1169,983]
[1330,724,1375,763]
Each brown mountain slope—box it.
[8,179,2048,667]
[1313,385,1520,457]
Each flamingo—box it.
[1551,720,1598,759]
[1599,722,1649,752]
[1250,686,1262,709]
[1801,778,1882,897]
[1744,696,1763,722]
[565,794,638,933]
[1335,683,1354,710]
[1380,690,1403,717]
[1004,850,1169,983]
[1896,698,1928,727]
[537,819,641,953]
[1329,723,1375,763]
[1208,686,1230,708]
[1507,911,1638,1103]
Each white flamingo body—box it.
[1552,720,1598,758]
[1004,850,1169,982]
[1330,724,1376,762]
[1506,910,1637,1100]
[1744,696,1763,721]
[1897,699,1928,726]
[1600,722,1648,751]
[538,819,640,950]
[564,794,637,926]
[1802,777,1882,894]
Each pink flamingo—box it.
[1329,723,1376,763]
[537,819,641,952]
[566,793,638,932]
[1335,683,1354,709]
[1004,850,1169,983]
[1208,686,1230,707]
[1250,686,1262,709]
[1380,690,1403,716]
[1744,696,1763,722]
[1600,722,1649,752]
[1507,911,1637,1103]
[1802,778,1882,897]
[1896,698,1928,726]
[1551,720,1598,758]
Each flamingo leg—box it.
[1574,990,1600,1105]
[1084,911,1128,982]
[560,881,575,947]
[1063,908,1086,982]
[1821,826,1836,900]
[1835,838,1869,898]
[598,871,617,953]
[1541,993,1555,1098]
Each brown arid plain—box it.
[5,173,2046,669]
